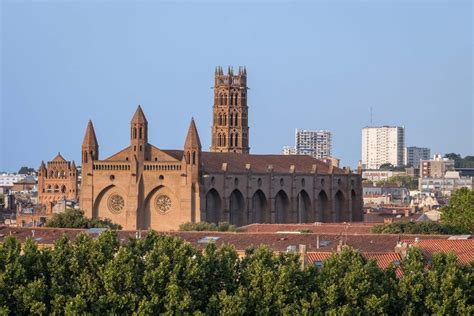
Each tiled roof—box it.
[364,252,401,269]
[0,227,449,254]
[239,223,374,234]
[407,239,474,265]
[200,152,341,174]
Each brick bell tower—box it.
[210,66,250,154]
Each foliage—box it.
[18,166,36,175]
[372,220,468,235]
[0,232,472,314]
[179,221,237,232]
[377,175,418,190]
[441,188,474,233]
[45,208,121,230]
[444,153,474,168]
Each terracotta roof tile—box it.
[407,239,474,264]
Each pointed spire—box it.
[243,66,247,75]
[131,105,148,124]
[52,152,66,162]
[82,120,98,148]
[39,160,46,170]
[184,118,202,149]
[71,160,76,169]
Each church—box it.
[79,67,363,230]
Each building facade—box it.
[361,126,405,169]
[283,129,332,159]
[404,146,430,168]
[420,154,455,178]
[76,67,363,231]
[37,154,78,208]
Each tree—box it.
[18,166,36,174]
[441,188,474,233]
[379,163,394,170]
[45,208,121,230]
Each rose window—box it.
[155,195,171,214]
[107,194,124,214]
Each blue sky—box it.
[1,0,472,172]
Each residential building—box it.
[404,146,430,168]
[420,154,455,178]
[419,171,473,196]
[282,145,297,155]
[0,173,27,188]
[361,126,405,169]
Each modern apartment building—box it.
[404,146,430,168]
[420,154,455,178]
[283,129,332,159]
[361,126,405,169]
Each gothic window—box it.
[235,133,239,147]
[229,113,233,126]
[219,93,224,105]
[218,114,222,125]
[192,151,196,165]
[223,133,226,146]
[139,128,142,139]
[61,185,66,193]
[47,185,52,192]
[230,133,234,147]
[133,128,137,139]
[54,185,59,192]
[234,113,238,126]
[230,93,233,105]
[224,115,227,126]
[186,151,190,164]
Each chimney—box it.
[299,244,307,270]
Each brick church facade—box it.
[76,67,363,230]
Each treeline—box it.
[372,221,468,235]
[179,221,237,232]
[1,231,473,315]
[44,209,121,230]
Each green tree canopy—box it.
[45,208,121,230]
[441,188,474,233]
[18,166,36,174]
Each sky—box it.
[1,0,472,172]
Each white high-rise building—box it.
[361,126,405,169]
[282,129,332,159]
[404,146,430,168]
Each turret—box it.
[130,105,149,162]
[183,118,202,181]
[81,120,99,164]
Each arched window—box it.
[54,185,59,193]
[133,128,137,139]
[192,151,196,165]
[219,93,224,105]
[230,133,234,147]
[224,115,227,126]
[217,133,221,146]
[186,151,191,164]
[139,128,142,139]
[223,133,226,146]
[235,133,239,147]
[218,114,222,125]
[47,185,52,192]
[61,185,67,193]
[229,113,233,126]
[234,113,238,126]
[229,93,233,105]
[224,94,227,105]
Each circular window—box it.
[159,175,164,180]
[301,178,306,187]
[155,195,172,214]
[107,194,124,214]
[280,178,284,187]
[110,175,115,181]
[257,178,262,187]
